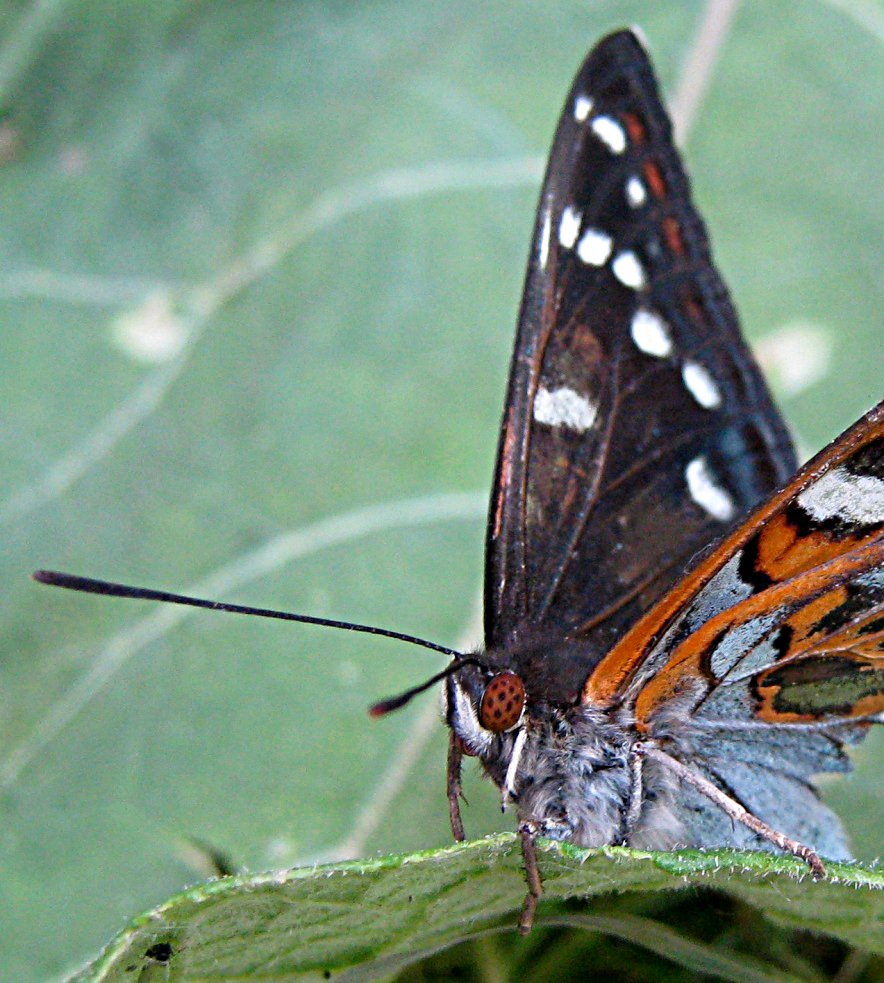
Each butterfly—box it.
[35,29,883,934]
[402,28,884,930]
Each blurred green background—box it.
[0,1,881,980]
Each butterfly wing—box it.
[589,402,883,860]
[485,31,795,653]
[585,400,884,719]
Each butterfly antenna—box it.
[368,657,488,717]
[32,570,465,661]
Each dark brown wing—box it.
[485,30,795,652]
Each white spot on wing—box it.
[574,94,594,122]
[682,361,722,409]
[576,227,612,266]
[686,456,735,521]
[538,209,552,269]
[612,250,646,289]
[558,205,582,249]
[534,386,597,433]
[591,115,627,154]
[630,309,672,357]
[626,175,647,207]
[797,466,884,525]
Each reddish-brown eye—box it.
[479,672,526,732]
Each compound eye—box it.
[479,672,525,732]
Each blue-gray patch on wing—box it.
[705,758,851,860]
[625,553,756,695]
[708,611,780,678]
[662,758,851,860]
[681,721,851,778]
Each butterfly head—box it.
[444,635,606,758]
[445,661,527,759]
[445,638,637,841]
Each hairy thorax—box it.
[448,659,685,850]
[508,703,634,845]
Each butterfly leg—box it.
[447,731,466,841]
[636,744,826,879]
[620,749,645,842]
[518,821,543,935]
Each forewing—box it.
[485,31,795,652]
[582,401,884,725]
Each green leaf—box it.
[1,2,881,980]
[76,838,884,981]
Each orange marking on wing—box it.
[755,678,883,724]
[623,112,646,145]
[753,512,879,582]
[583,402,884,707]
[783,585,850,648]
[662,215,684,255]
[643,161,667,199]
[773,599,884,667]
[631,541,883,729]
[822,606,884,654]
[720,589,883,721]
[682,288,704,322]
[754,650,884,724]
[560,477,579,517]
